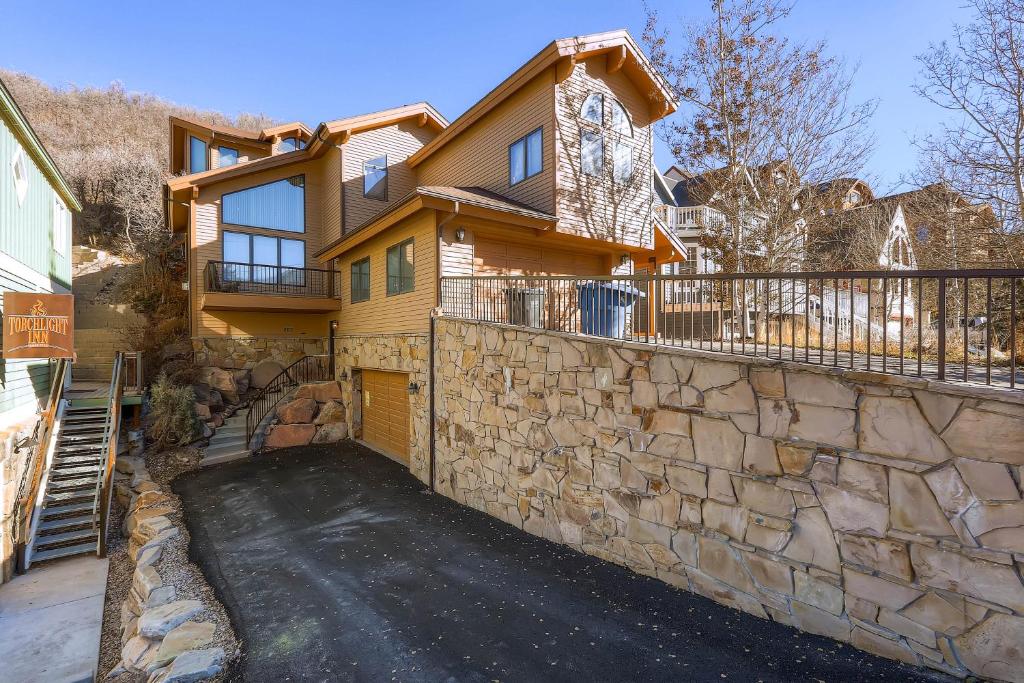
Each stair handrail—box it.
[94,351,125,557]
[16,358,69,570]
[244,354,332,448]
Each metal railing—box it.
[96,351,125,557]
[123,351,143,393]
[245,354,333,447]
[204,261,342,298]
[15,358,69,570]
[439,269,1024,390]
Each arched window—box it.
[581,93,604,124]
[279,137,298,153]
[609,99,632,137]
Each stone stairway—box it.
[27,404,108,565]
[201,411,250,467]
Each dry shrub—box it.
[147,374,199,449]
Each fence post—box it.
[328,320,337,380]
[937,277,946,381]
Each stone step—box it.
[201,449,249,467]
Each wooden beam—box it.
[339,129,351,145]
[555,55,577,84]
[607,44,627,74]
[417,112,429,127]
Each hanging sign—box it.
[2,292,75,359]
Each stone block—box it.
[789,404,856,449]
[704,380,757,414]
[138,600,204,638]
[149,647,224,683]
[750,369,785,398]
[955,458,1020,501]
[696,536,756,594]
[758,399,792,438]
[912,390,961,432]
[778,444,814,476]
[745,553,792,594]
[850,627,919,665]
[878,608,937,649]
[688,361,740,391]
[276,398,318,424]
[702,499,748,539]
[782,506,841,573]
[264,424,316,449]
[910,544,1024,612]
[625,517,671,546]
[646,409,691,437]
[859,396,952,464]
[794,571,844,616]
[839,535,912,581]
[314,400,346,425]
[742,436,781,475]
[942,407,1024,464]
[294,381,343,402]
[843,568,922,609]
[312,422,349,444]
[900,592,975,637]
[814,482,889,537]
[671,530,698,566]
[790,601,851,641]
[953,614,1024,683]
[688,569,768,618]
[923,465,975,516]
[732,477,795,518]
[837,459,888,505]
[785,373,857,409]
[665,465,707,497]
[889,470,955,537]
[692,416,744,470]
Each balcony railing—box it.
[204,261,342,298]
[656,204,726,230]
[440,269,1024,391]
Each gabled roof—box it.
[0,77,81,211]
[258,121,314,141]
[167,103,446,192]
[407,30,677,168]
[315,186,557,261]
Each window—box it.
[386,238,415,295]
[222,175,305,233]
[612,141,633,183]
[189,136,208,173]
[218,146,239,167]
[609,100,633,137]
[581,93,604,124]
[11,145,28,205]
[581,129,604,176]
[222,231,304,284]
[916,224,930,242]
[53,197,70,256]
[279,137,298,153]
[363,155,388,201]
[509,128,543,185]
[350,257,370,302]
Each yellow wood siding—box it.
[335,210,437,335]
[554,55,656,250]
[342,122,435,234]
[417,71,556,214]
[321,145,343,245]
[191,158,328,337]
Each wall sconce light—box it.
[339,369,348,381]
[408,381,420,395]
[454,227,466,243]
[619,253,631,267]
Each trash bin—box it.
[577,281,645,338]
[504,287,546,327]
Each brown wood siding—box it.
[342,122,436,234]
[335,210,437,335]
[321,145,343,245]
[417,71,556,214]
[190,158,327,337]
[554,55,656,250]
[472,237,605,276]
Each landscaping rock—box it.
[250,359,286,389]
[196,367,238,403]
[121,635,160,673]
[314,400,345,424]
[265,424,316,449]
[149,646,224,683]
[295,381,343,402]
[312,422,349,443]
[152,621,216,670]
[138,600,204,639]
[277,398,318,424]
[232,369,251,395]
[193,403,211,420]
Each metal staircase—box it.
[20,353,126,569]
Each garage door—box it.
[361,370,410,463]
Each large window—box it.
[189,136,208,173]
[363,156,388,201]
[581,93,604,124]
[578,93,634,180]
[279,137,299,153]
[222,231,304,285]
[509,128,543,185]
[386,238,415,296]
[218,146,239,167]
[222,175,305,233]
[350,257,370,302]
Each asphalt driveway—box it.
[174,443,940,682]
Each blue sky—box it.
[2,0,971,192]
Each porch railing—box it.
[204,261,342,298]
[439,269,1024,391]
[245,354,333,448]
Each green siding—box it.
[0,118,71,289]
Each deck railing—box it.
[204,261,342,298]
[439,269,1024,391]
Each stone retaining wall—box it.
[334,333,430,483]
[432,317,1024,681]
[192,336,325,369]
[0,414,36,584]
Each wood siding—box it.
[554,55,656,250]
[321,145,343,245]
[342,122,436,234]
[417,71,556,215]
[191,158,329,337]
[335,210,437,335]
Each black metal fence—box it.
[205,261,342,298]
[439,269,1024,390]
[245,354,333,447]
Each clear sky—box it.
[2,0,972,192]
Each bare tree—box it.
[643,0,877,272]
[914,0,1024,244]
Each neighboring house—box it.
[166,30,682,481]
[0,76,80,581]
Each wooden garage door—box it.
[361,370,410,463]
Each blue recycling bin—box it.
[577,281,645,338]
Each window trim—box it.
[11,145,28,206]
[385,237,415,296]
[508,127,543,186]
[217,146,239,167]
[220,174,306,234]
[189,136,208,173]
[279,136,299,153]
[350,256,371,303]
[363,155,388,201]
[53,197,69,256]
